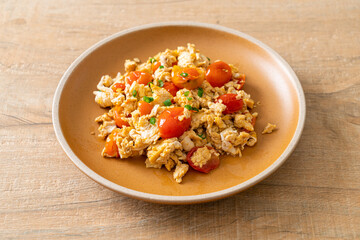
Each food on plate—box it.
[186,146,220,173]
[262,123,277,134]
[94,44,272,183]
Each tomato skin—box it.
[126,71,153,85]
[236,73,246,89]
[158,107,191,139]
[152,62,161,72]
[244,116,256,133]
[251,116,256,126]
[113,107,130,128]
[111,82,125,92]
[217,93,244,114]
[206,61,232,87]
[104,129,121,157]
[138,101,153,116]
[171,66,204,90]
[163,81,179,96]
[186,146,220,173]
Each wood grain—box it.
[0,0,359,239]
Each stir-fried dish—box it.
[94,44,275,183]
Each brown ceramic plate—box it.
[53,22,305,204]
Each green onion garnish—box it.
[207,57,211,61]
[163,99,172,106]
[149,117,156,125]
[158,80,164,87]
[198,133,206,139]
[143,96,154,103]
[150,58,156,63]
[197,88,204,97]
[132,90,137,97]
[148,82,153,92]
[180,72,188,77]
[184,91,189,96]
[159,65,164,69]
[184,105,199,111]
[187,97,193,101]
[184,105,192,110]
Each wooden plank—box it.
[0,0,359,239]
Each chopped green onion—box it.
[187,97,193,101]
[184,105,192,110]
[158,80,164,87]
[207,57,211,61]
[148,82,153,92]
[149,117,156,125]
[132,90,137,97]
[198,133,206,139]
[159,65,164,69]
[197,88,204,97]
[163,99,172,106]
[184,105,199,111]
[150,58,156,63]
[143,96,154,103]
[180,72,188,77]
[184,91,190,96]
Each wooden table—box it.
[1,0,359,239]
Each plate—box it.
[52,22,305,204]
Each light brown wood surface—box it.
[1,0,359,239]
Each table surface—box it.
[1,0,359,239]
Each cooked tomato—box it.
[111,82,125,92]
[171,65,204,90]
[236,74,246,89]
[126,71,153,85]
[244,116,256,133]
[163,81,179,96]
[113,107,130,128]
[206,61,232,87]
[152,62,161,72]
[217,93,244,114]
[103,129,121,157]
[186,146,220,173]
[158,107,191,138]
[138,100,153,116]
[251,116,256,126]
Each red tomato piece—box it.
[152,62,161,72]
[206,61,232,87]
[126,71,153,85]
[186,146,220,173]
[244,116,256,133]
[158,107,191,139]
[138,100,153,116]
[171,66,204,90]
[236,74,246,89]
[163,81,179,96]
[217,93,244,114]
[103,129,121,157]
[113,107,130,128]
[251,116,256,126]
[111,82,125,92]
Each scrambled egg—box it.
[262,123,277,134]
[94,44,270,183]
[190,147,219,168]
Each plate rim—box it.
[52,21,306,204]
